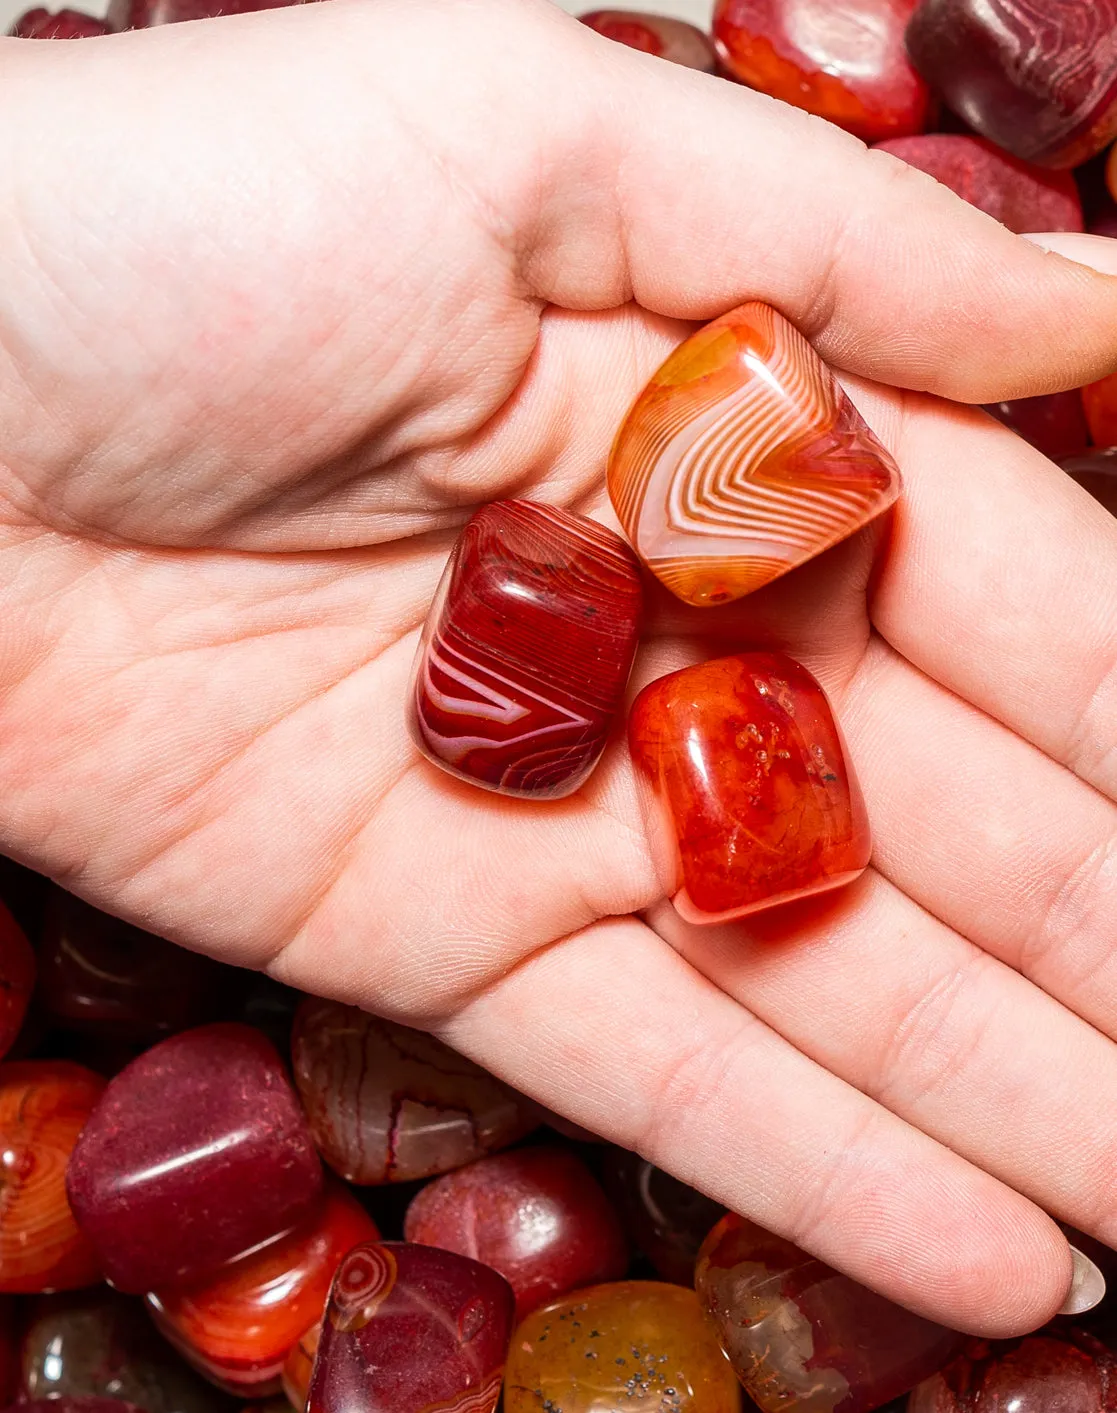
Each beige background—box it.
[1,0,714,39]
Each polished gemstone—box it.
[601,1149,724,1285]
[1082,373,1117,449]
[608,303,900,607]
[307,1242,514,1413]
[66,1024,322,1294]
[713,0,929,141]
[629,652,870,923]
[696,1213,964,1413]
[908,1331,1117,1413]
[0,904,35,1062]
[906,0,1117,168]
[875,136,1084,233]
[148,1183,378,1397]
[985,392,1090,461]
[503,1281,741,1413]
[579,10,715,69]
[39,890,230,1043]
[1061,449,1117,517]
[291,999,535,1184]
[0,1062,104,1293]
[20,1291,230,1413]
[281,1324,319,1413]
[408,500,643,799]
[8,8,109,33]
[404,1147,627,1320]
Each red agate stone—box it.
[905,0,1117,168]
[306,1242,514,1413]
[713,0,930,141]
[403,1147,627,1320]
[0,903,35,1062]
[629,652,870,924]
[408,500,642,800]
[579,10,715,70]
[697,1213,964,1413]
[66,1023,322,1294]
[281,1325,319,1413]
[291,999,535,1184]
[148,1183,378,1397]
[1082,373,1117,448]
[601,1149,724,1285]
[907,1331,1117,1413]
[985,392,1090,461]
[8,8,110,34]
[0,1062,104,1293]
[608,303,900,607]
[875,136,1083,233]
[1062,448,1117,516]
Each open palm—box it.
[4,0,1117,1337]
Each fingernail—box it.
[1022,232,1117,276]
[1057,1245,1107,1316]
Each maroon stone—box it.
[579,10,716,70]
[66,1023,322,1294]
[106,0,302,26]
[905,0,1117,168]
[985,392,1090,461]
[1061,448,1117,517]
[0,902,35,1063]
[408,500,643,800]
[404,1147,627,1320]
[601,1148,724,1285]
[908,1331,1117,1413]
[307,1242,513,1413]
[696,1213,965,1413]
[875,135,1083,232]
[8,8,110,34]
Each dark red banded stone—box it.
[408,500,643,800]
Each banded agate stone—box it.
[579,10,716,70]
[503,1281,740,1413]
[696,1214,963,1413]
[629,652,870,924]
[905,0,1117,168]
[713,0,929,140]
[307,1242,514,1413]
[608,303,899,607]
[409,500,642,799]
[908,1331,1117,1413]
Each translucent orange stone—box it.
[628,652,870,924]
[608,303,900,607]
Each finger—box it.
[435,912,1071,1335]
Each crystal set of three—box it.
[407,301,901,922]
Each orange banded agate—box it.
[608,303,900,607]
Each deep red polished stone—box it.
[306,1242,514,1413]
[148,1182,378,1398]
[629,652,871,924]
[8,8,110,34]
[985,392,1091,461]
[906,0,1117,168]
[291,999,536,1184]
[875,136,1083,233]
[0,902,35,1062]
[66,1023,322,1294]
[713,0,930,141]
[1062,449,1117,517]
[408,500,643,800]
[909,1331,1117,1413]
[106,0,302,26]
[601,1149,724,1285]
[403,1147,627,1320]
[579,10,716,70]
[697,1213,964,1413]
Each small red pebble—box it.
[8,7,110,35]
[875,134,1083,234]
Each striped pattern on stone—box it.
[608,302,900,607]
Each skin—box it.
[4,0,1117,1337]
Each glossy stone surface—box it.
[0,903,35,1062]
[629,652,870,924]
[0,1062,104,1293]
[985,392,1090,461]
[579,10,716,69]
[503,1280,741,1413]
[291,999,536,1184]
[408,500,642,800]
[908,1331,1117,1413]
[67,1023,322,1294]
[39,890,230,1042]
[404,1147,627,1321]
[713,0,929,141]
[106,0,298,26]
[1061,448,1117,516]
[307,1241,514,1413]
[602,1149,725,1285]
[20,1291,230,1413]
[8,7,109,33]
[696,1213,964,1413]
[906,0,1117,168]
[875,136,1083,233]
[1082,373,1117,449]
[148,1183,378,1397]
[281,1324,319,1412]
[608,303,900,607]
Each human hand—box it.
[3,0,1117,1338]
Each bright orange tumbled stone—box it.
[629,652,870,924]
[608,303,900,607]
